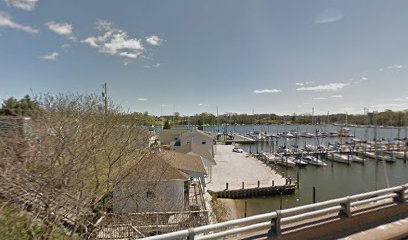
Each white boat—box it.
[349,155,365,163]
[281,132,295,138]
[275,156,297,168]
[385,151,407,160]
[363,151,396,163]
[328,132,339,137]
[305,145,317,151]
[293,158,308,167]
[261,152,278,163]
[301,132,314,138]
[328,153,351,164]
[339,128,353,137]
[302,156,327,167]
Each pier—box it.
[208,184,296,199]
[207,145,287,195]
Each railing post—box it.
[338,197,352,218]
[187,228,195,240]
[268,210,282,237]
[393,186,406,203]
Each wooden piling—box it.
[297,171,300,189]
[313,186,316,203]
[280,192,283,210]
[244,201,248,217]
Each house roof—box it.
[174,142,216,165]
[179,129,214,141]
[115,153,189,182]
[159,129,188,144]
[161,151,207,174]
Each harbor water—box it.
[204,124,408,218]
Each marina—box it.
[203,124,408,218]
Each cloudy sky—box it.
[1,0,408,116]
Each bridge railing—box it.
[139,183,408,240]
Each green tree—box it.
[1,97,19,116]
[163,120,171,129]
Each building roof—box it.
[161,151,207,174]
[174,142,216,165]
[159,129,188,144]
[115,153,189,182]
[179,129,214,141]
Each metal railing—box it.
[98,210,209,239]
[139,183,408,240]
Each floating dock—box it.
[208,184,296,199]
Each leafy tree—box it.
[163,120,171,129]
[0,95,38,116]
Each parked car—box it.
[232,147,244,153]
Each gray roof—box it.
[162,151,207,174]
[115,153,189,182]
[174,142,216,165]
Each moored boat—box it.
[349,155,365,163]
[302,155,327,167]
[327,153,351,164]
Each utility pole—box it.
[172,104,175,127]
[102,82,108,114]
[312,107,315,125]
[216,106,219,133]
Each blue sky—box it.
[1,0,408,116]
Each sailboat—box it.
[327,153,351,164]
[302,155,327,167]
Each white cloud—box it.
[315,8,343,24]
[146,35,162,46]
[392,97,408,102]
[82,20,146,59]
[198,103,203,106]
[137,98,148,101]
[313,97,328,100]
[379,65,406,72]
[296,83,349,91]
[331,95,343,98]
[0,12,38,33]
[253,89,281,94]
[61,43,71,49]
[361,76,368,81]
[295,81,314,86]
[46,21,73,36]
[144,63,161,69]
[4,0,38,11]
[41,52,59,60]
[119,52,141,59]
[370,102,408,111]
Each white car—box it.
[232,147,244,153]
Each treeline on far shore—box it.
[163,110,408,127]
[2,95,407,127]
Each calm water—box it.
[204,124,408,217]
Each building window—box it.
[202,140,206,144]
[146,191,155,199]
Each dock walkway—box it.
[207,145,286,193]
